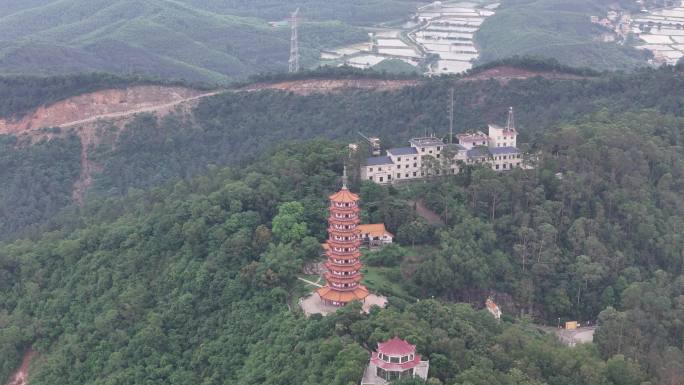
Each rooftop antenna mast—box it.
[289,8,300,73]
[342,164,348,189]
[506,106,515,131]
[448,88,455,144]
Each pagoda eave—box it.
[317,285,369,303]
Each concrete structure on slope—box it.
[361,337,430,385]
[361,108,524,184]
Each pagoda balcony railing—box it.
[329,235,360,243]
[327,284,362,292]
[327,259,361,267]
[328,215,361,225]
[326,250,360,259]
[330,204,360,213]
[328,270,360,277]
[326,261,362,271]
[328,227,360,236]
[327,246,360,255]
[325,271,363,280]
[330,223,358,231]
[328,230,360,238]
[325,274,363,284]
[327,240,361,248]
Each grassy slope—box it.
[476,0,650,71]
[0,0,419,83]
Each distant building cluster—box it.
[361,110,525,185]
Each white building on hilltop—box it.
[361,108,525,184]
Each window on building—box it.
[436,154,440,158]
[437,146,441,151]
[428,150,433,154]
[405,173,409,177]
[495,164,499,170]
[379,177,383,182]
[421,148,425,152]
[413,163,417,167]
[369,167,373,172]
[413,172,417,176]
[503,164,507,169]
[413,157,417,160]
[397,164,401,169]
[397,173,401,178]
[390,356,400,364]
[397,157,401,161]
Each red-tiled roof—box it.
[358,224,393,238]
[377,337,416,355]
[329,187,360,203]
[371,352,422,371]
[317,285,369,302]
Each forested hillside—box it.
[0,63,683,384]
[0,140,669,385]
[476,0,650,70]
[2,63,683,240]
[0,0,419,83]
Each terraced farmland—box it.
[632,1,684,65]
[322,1,499,74]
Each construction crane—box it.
[358,132,381,156]
[289,8,300,73]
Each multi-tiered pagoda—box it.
[317,180,369,306]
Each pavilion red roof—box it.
[371,352,422,371]
[377,337,416,355]
[329,187,359,203]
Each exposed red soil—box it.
[241,78,422,95]
[7,351,37,385]
[461,66,588,83]
[0,85,217,204]
[0,86,211,135]
[0,66,585,202]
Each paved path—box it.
[297,277,323,288]
[58,91,221,128]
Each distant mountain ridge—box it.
[0,0,418,83]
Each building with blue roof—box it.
[361,108,527,184]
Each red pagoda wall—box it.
[317,186,369,306]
